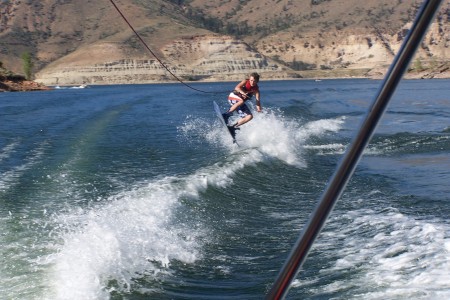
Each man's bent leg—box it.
[235,114,253,127]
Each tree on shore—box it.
[21,52,34,80]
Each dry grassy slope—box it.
[1,0,126,69]
[190,0,421,31]
[0,0,448,83]
[0,0,206,71]
[191,0,448,59]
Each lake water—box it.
[1,79,449,299]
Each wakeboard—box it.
[213,101,238,145]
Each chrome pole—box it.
[266,0,444,298]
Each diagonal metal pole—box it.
[266,0,444,299]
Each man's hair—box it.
[249,72,260,82]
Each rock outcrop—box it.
[36,35,294,85]
[35,23,449,85]
[256,19,449,80]
[0,66,51,92]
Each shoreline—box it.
[34,63,450,88]
[0,79,52,92]
[2,71,448,93]
[44,73,450,86]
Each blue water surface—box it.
[0,79,449,299]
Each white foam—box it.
[239,110,302,166]
[180,107,346,167]
[45,178,201,299]
[0,140,19,163]
[0,141,47,192]
[303,143,346,155]
[296,117,346,141]
[43,147,265,299]
[296,207,450,298]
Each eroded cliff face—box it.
[162,36,281,76]
[35,22,449,86]
[35,35,291,85]
[256,19,449,79]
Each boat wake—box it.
[179,106,345,167]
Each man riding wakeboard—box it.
[222,72,262,138]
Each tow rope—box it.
[108,0,220,94]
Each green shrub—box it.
[21,52,34,80]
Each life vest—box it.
[233,80,259,100]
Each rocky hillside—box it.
[0,0,448,85]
